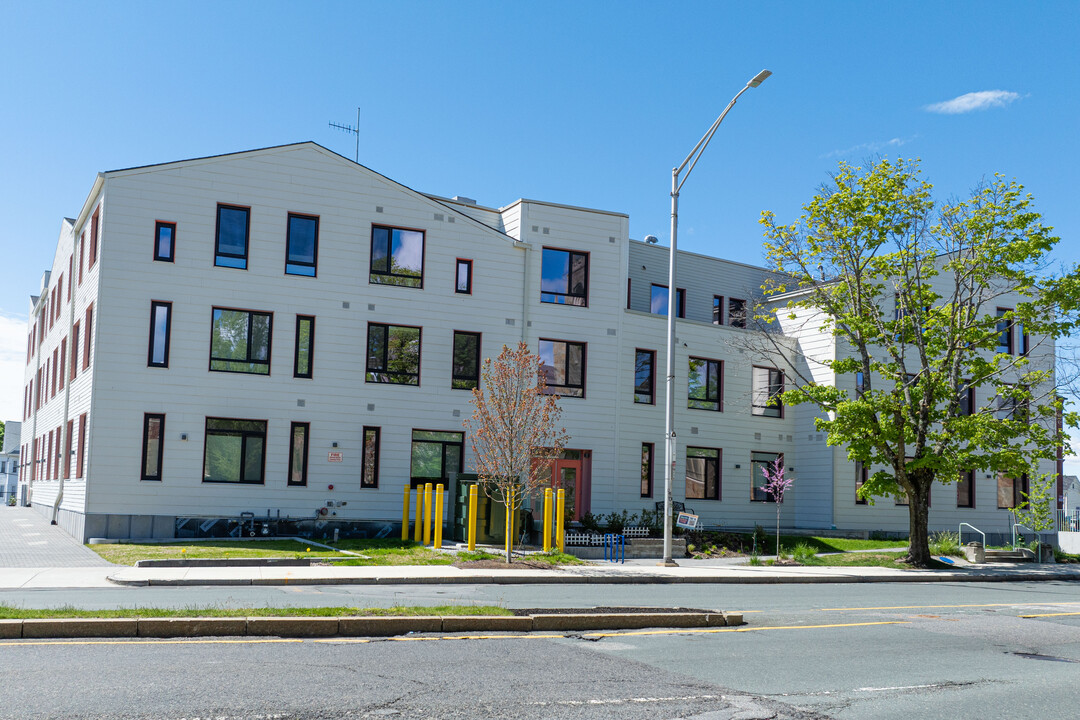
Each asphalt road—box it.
[2,581,1080,719]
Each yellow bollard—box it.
[434,483,444,549]
[556,488,565,553]
[401,485,411,541]
[423,483,433,546]
[505,488,514,557]
[413,486,423,544]
[543,488,553,552]
[467,485,478,551]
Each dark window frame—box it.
[202,417,267,485]
[294,315,315,379]
[89,206,100,269]
[209,307,273,375]
[751,366,784,418]
[287,422,310,487]
[750,451,784,502]
[996,307,1014,354]
[634,349,656,405]
[366,322,422,386]
[640,442,654,498]
[539,338,586,398]
[957,469,975,508]
[409,429,464,488]
[82,304,93,370]
[369,224,426,288]
[728,298,747,329]
[154,221,176,262]
[285,212,319,277]
[148,301,173,368]
[362,426,380,488]
[451,330,481,390]
[686,446,721,501]
[712,295,724,324]
[688,357,723,412]
[997,473,1028,509]
[455,258,473,294]
[214,204,251,269]
[141,413,165,481]
[650,283,686,318]
[540,247,589,307]
[855,461,868,505]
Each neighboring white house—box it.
[16,142,1060,541]
[1,421,19,504]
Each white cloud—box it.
[820,135,916,160]
[925,90,1021,114]
[0,311,27,423]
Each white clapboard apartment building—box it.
[16,143,1057,542]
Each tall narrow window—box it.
[51,349,58,397]
[688,357,722,411]
[210,308,272,375]
[366,323,421,385]
[214,204,250,269]
[155,221,176,262]
[77,413,87,478]
[59,338,66,390]
[997,474,1028,509]
[294,315,315,379]
[996,308,1013,354]
[203,418,267,484]
[539,339,585,398]
[650,284,685,318]
[1017,321,1029,356]
[67,255,72,299]
[410,430,463,487]
[751,452,783,501]
[141,414,165,481]
[370,225,424,287]
[452,331,481,390]
[148,301,172,368]
[88,207,100,269]
[82,304,93,370]
[456,259,473,294]
[79,231,85,285]
[712,295,724,324]
[728,298,747,328]
[70,321,80,381]
[287,422,309,486]
[634,349,655,404]
[285,213,319,276]
[46,431,53,480]
[686,447,721,500]
[640,442,654,497]
[855,462,868,504]
[958,383,975,416]
[957,470,974,508]
[751,367,784,418]
[362,426,380,488]
[540,247,589,306]
[64,420,73,479]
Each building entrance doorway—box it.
[534,449,590,522]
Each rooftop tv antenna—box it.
[329,107,360,162]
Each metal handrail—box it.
[1012,522,1035,551]
[958,522,985,549]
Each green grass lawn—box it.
[0,604,512,620]
[774,536,908,553]
[762,551,954,570]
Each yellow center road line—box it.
[583,621,911,638]
[1021,612,1080,618]
[0,638,303,647]
[815,602,1080,612]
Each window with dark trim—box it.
[154,221,175,262]
[370,225,424,287]
[67,256,72,299]
[362,426,380,488]
[688,357,722,411]
[141,414,165,481]
[89,207,100,269]
[855,462,868,504]
[751,451,783,502]
[640,442,653,497]
[294,315,315,379]
[410,430,463,488]
[634,349,655,404]
[958,383,975,416]
[59,338,66,389]
[148,301,172,368]
[996,308,1013,354]
[70,322,79,380]
[214,204,250,269]
[366,323,421,385]
[957,470,974,508]
[64,419,73,479]
[455,259,472,294]
[650,284,685,318]
[210,308,272,375]
[452,331,481,390]
[712,295,724,324]
[997,474,1028,509]
[1017,321,1029,356]
[751,367,784,418]
[82,304,93,370]
[285,213,319,277]
[202,417,266,484]
[540,247,588,306]
[539,338,585,398]
[79,231,85,285]
[686,446,721,500]
[288,422,309,486]
[77,413,87,478]
[728,298,747,328]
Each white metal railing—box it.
[958,522,985,549]
[1056,509,1080,532]
[1012,522,1037,563]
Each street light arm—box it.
[675,82,755,195]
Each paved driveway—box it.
[0,507,113,568]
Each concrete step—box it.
[984,548,1035,563]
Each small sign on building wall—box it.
[327,452,343,462]
[675,512,699,530]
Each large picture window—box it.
[286,213,319,277]
[362,427,380,488]
[751,451,782,502]
[214,204,250,269]
[539,339,585,398]
[688,357,722,411]
[410,430,463,487]
[540,248,588,306]
[210,308,272,375]
[751,367,784,418]
[141,414,165,481]
[203,418,266,484]
[686,446,720,500]
[370,225,424,287]
[634,349,655,404]
[452,331,481,390]
[148,301,172,368]
[288,422,309,487]
[366,323,421,385]
[294,315,315,379]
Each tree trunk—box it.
[905,477,932,567]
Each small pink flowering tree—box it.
[758,458,795,561]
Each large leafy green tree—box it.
[757,158,1079,566]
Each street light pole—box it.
[661,69,772,567]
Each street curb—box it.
[0,611,744,639]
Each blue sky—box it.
[2,1,1078,468]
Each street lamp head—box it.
[748,69,772,88]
